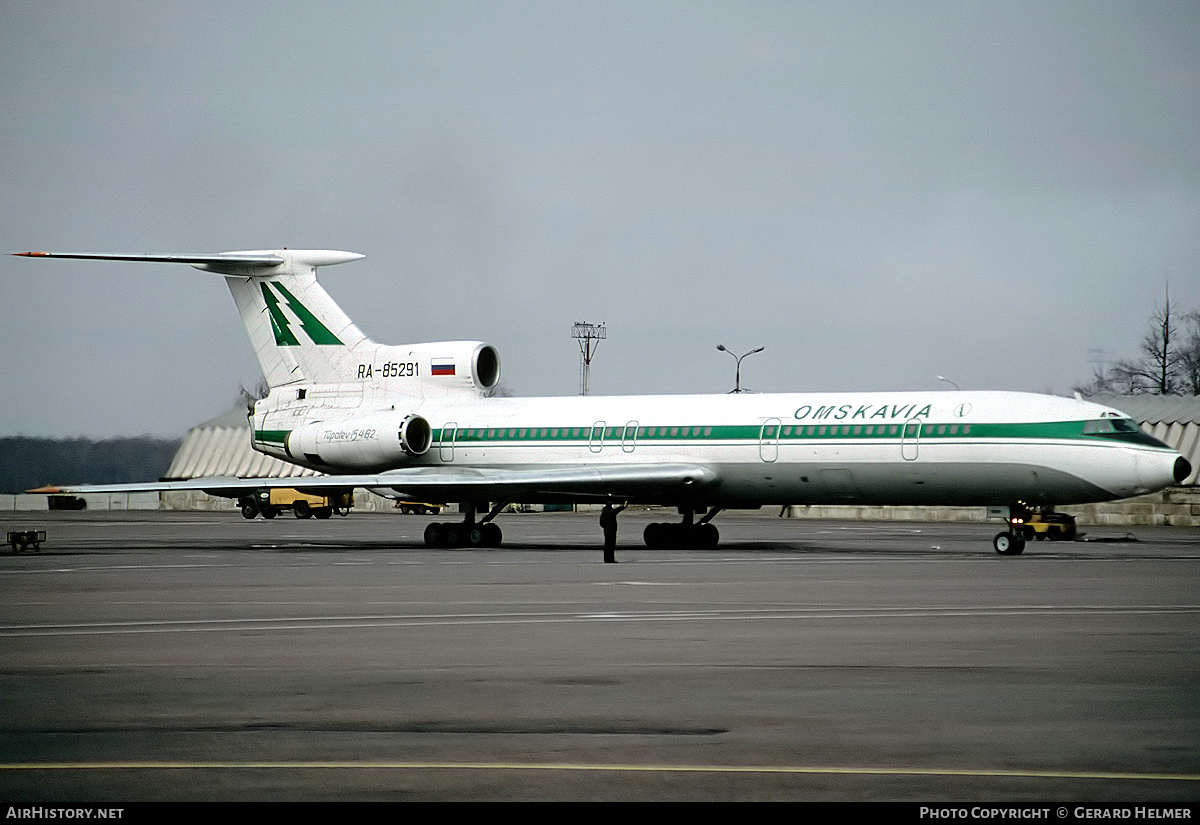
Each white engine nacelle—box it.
[286,413,432,471]
[362,341,501,397]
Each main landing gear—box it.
[643,507,721,549]
[423,501,506,548]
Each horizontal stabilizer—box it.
[14,251,283,266]
[12,250,364,274]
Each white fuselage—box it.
[251,387,1182,508]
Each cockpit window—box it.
[1083,418,1142,434]
[1083,417,1169,448]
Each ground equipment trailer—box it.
[8,530,46,552]
[238,489,352,520]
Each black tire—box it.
[643,523,662,549]
[294,501,311,519]
[261,507,277,519]
[314,507,332,519]
[993,532,1026,556]
[241,504,258,520]
[424,522,445,547]
[483,523,503,547]
[446,524,467,547]
[468,527,485,547]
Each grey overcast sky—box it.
[3,1,1199,437]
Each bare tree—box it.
[1178,309,1200,396]
[1077,287,1197,397]
[1129,286,1181,394]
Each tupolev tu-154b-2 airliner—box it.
[16,248,1191,555]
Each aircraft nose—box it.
[1135,450,1190,493]
[1176,456,1193,484]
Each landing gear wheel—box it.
[482,523,503,547]
[424,523,445,547]
[647,522,683,548]
[446,524,467,547]
[698,523,720,549]
[993,532,1026,556]
[467,526,485,547]
[643,522,720,549]
[644,523,664,549]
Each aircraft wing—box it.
[40,463,717,504]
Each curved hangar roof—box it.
[164,406,320,481]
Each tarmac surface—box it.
[1,509,1197,802]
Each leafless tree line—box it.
[1078,288,1200,396]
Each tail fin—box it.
[211,250,370,386]
[14,249,370,387]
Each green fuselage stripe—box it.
[429,420,1155,446]
[253,421,1162,451]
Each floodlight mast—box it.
[572,322,606,396]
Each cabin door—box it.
[589,421,606,453]
[759,418,781,462]
[901,418,921,461]
[621,420,639,453]
[439,422,458,462]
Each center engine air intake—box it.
[473,344,501,391]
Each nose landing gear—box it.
[993,529,1026,556]
[993,503,1078,555]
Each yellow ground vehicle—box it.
[1013,508,1077,541]
[395,501,443,515]
[238,488,352,520]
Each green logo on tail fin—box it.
[260,282,343,346]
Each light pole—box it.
[717,344,764,393]
[572,322,606,396]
